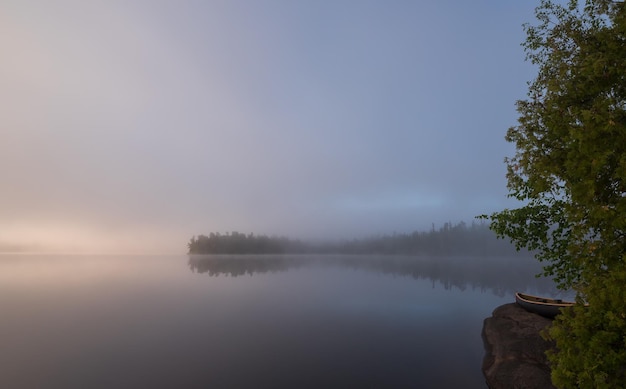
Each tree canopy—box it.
[484,0,626,386]
[187,222,524,256]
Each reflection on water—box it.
[0,254,552,389]
[188,254,558,296]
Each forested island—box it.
[187,221,529,256]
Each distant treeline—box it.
[187,221,528,256]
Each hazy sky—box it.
[1,1,538,253]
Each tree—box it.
[483,0,626,387]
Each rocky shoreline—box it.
[482,303,555,389]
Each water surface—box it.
[0,254,552,388]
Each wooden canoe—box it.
[514,292,576,319]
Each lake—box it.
[0,254,556,388]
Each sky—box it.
[1,1,539,254]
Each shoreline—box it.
[482,303,555,388]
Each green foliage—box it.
[486,0,626,290]
[483,0,626,387]
[545,268,626,388]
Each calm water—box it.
[0,254,554,389]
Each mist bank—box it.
[188,221,530,257]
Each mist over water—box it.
[2,2,550,386]
[1,253,556,389]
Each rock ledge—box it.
[482,303,555,389]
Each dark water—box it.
[0,254,555,389]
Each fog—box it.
[0,253,519,388]
[1,1,537,253]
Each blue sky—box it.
[1,1,539,253]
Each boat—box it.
[515,292,576,319]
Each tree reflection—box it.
[187,254,557,296]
